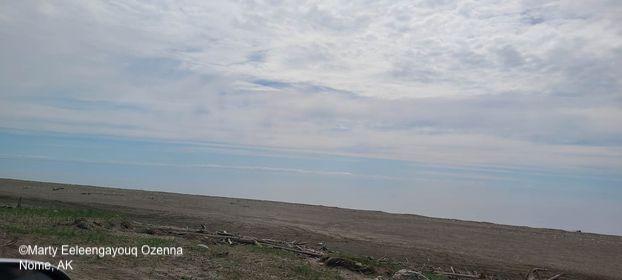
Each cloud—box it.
[0,153,412,180]
[0,0,621,173]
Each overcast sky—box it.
[1,1,621,234]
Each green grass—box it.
[247,243,298,258]
[2,224,118,243]
[425,273,448,280]
[0,206,436,279]
[196,243,344,279]
[139,236,176,247]
[325,251,401,275]
[290,264,343,280]
[0,206,123,220]
[0,206,132,244]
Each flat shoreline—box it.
[1,178,621,279]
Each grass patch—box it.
[201,244,344,279]
[290,264,343,280]
[0,206,434,280]
[2,224,117,243]
[0,206,122,220]
[138,236,176,247]
[325,251,401,275]
[248,244,298,258]
[425,273,448,280]
[0,206,132,245]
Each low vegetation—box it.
[0,205,351,279]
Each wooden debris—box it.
[526,268,546,280]
[185,230,326,257]
[1,238,18,247]
[436,271,484,279]
[525,268,564,280]
[136,224,566,280]
[322,256,374,274]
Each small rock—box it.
[197,244,209,250]
[73,218,92,230]
[392,269,429,280]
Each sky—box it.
[0,1,621,234]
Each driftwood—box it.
[262,243,324,257]
[526,268,563,280]
[199,232,325,257]
[436,271,484,279]
[144,226,326,258]
[433,266,563,280]
[322,256,375,274]
[1,238,17,247]
[140,224,566,279]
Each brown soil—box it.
[1,178,620,279]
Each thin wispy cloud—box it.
[0,154,397,179]
[0,0,620,173]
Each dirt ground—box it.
[1,178,620,279]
